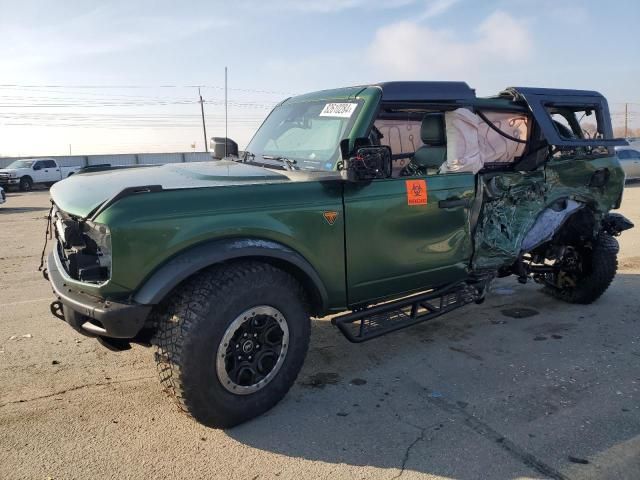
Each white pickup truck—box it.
[0,158,81,191]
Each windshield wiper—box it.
[261,155,298,171]
[240,151,298,171]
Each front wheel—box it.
[542,233,618,304]
[152,261,311,428]
[19,177,33,192]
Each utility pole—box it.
[69,144,72,155]
[224,66,228,158]
[199,87,208,152]
[624,103,629,138]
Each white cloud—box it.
[367,10,533,78]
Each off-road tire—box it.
[19,176,33,192]
[544,233,618,304]
[152,261,311,428]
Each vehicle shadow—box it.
[226,273,640,479]
[0,206,50,213]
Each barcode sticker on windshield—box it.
[319,103,358,118]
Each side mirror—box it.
[210,137,239,159]
[339,142,392,182]
[33,164,41,171]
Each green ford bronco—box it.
[43,82,633,428]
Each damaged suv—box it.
[43,82,633,428]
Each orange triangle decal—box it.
[323,211,338,225]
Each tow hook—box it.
[50,300,64,321]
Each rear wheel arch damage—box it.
[517,201,619,304]
[520,198,591,253]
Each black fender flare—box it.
[602,213,634,236]
[132,238,329,313]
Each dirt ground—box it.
[1,184,639,480]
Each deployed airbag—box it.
[442,108,529,174]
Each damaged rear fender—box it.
[520,198,586,252]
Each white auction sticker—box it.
[319,103,358,118]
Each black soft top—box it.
[505,86,604,99]
[373,82,606,103]
[375,81,476,102]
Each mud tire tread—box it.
[151,261,310,428]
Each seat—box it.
[413,113,446,172]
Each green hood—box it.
[50,160,288,217]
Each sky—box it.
[0,0,639,157]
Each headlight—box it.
[83,222,112,271]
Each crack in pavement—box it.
[410,382,570,480]
[390,417,444,479]
[391,425,427,479]
[0,375,154,408]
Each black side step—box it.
[332,282,478,343]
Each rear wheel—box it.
[152,261,311,428]
[19,176,33,192]
[542,234,618,304]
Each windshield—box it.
[7,160,34,169]
[245,100,361,171]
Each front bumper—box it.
[0,177,19,187]
[45,250,151,338]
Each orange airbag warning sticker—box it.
[406,179,427,205]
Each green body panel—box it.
[546,154,625,205]
[283,86,369,104]
[50,161,289,218]
[344,173,475,304]
[96,180,348,308]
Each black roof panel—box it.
[506,86,604,98]
[375,81,476,102]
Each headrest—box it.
[420,113,446,145]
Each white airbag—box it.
[442,108,529,174]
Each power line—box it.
[0,112,265,118]
[0,100,275,108]
[0,84,296,95]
